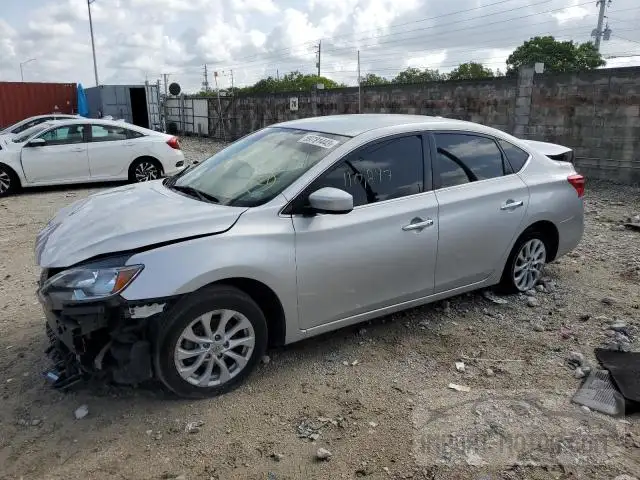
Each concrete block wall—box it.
[203,66,640,184]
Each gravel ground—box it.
[0,137,639,480]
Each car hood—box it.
[521,139,571,156]
[35,180,248,268]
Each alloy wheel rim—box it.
[174,309,255,387]
[0,171,10,194]
[513,238,546,291]
[135,162,158,182]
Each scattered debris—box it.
[316,448,332,461]
[527,297,540,308]
[368,421,378,428]
[525,289,536,297]
[581,406,591,414]
[350,359,360,366]
[531,319,545,332]
[535,284,545,292]
[566,351,585,368]
[31,419,41,426]
[465,452,486,466]
[74,405,89,420]
[270,453,283,462]
[297,419,323,440]
[579,314,591,322]
[624,222,640,232]
[448,383,471,393]
[601,296,617,305]
[574,367,586,379]
[482,290,508,304]
[485,368,495,377]
[261,355,271,365]
[454,361,465,373]
[185,420,204,434]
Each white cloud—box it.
[552,0,591,24]
[406,50,447,69]
[232,0,279,15]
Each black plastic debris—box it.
[595,349,640,404]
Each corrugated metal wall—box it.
[0,82,77,128]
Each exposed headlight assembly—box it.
[41,265,143,301]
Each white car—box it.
[0,119,186,196]
[0,114,80,138]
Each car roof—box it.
[274,114,502,137]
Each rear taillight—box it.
[568,174,584,198]
[167,137,180,150]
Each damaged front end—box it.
[38,265,174,390]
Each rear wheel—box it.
[153,285,267,398]
[129,158,161,183]
[499,231,548,293]
[0,165,19,197]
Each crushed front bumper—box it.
[38,269,176,389]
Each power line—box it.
[611,35,640,46]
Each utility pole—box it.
[87,0,99,86]
[202,64,210,92]
[20,58,36,82]
[357,50,362,114]
[592,0,612,51]
[162,73,169,96]
[315,41,321,76]
[213,71,226,141]
[230,69,234,91]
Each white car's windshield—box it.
[169,127,349,207]
[12,124,50,143]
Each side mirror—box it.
[308,187,353,214]
[27,138,46,147]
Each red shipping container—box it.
[0,82,77,128]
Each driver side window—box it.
[305,135,424,208]
[38,125,86,146]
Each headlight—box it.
[42,265,143,301]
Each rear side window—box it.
[433,133,508,189]
[498,139,530,172]
[90,124,131,142]
[306,135,424,207]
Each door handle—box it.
[402,218,434,231]
[70,148,85,152]
[500,200,524,210]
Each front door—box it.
[21,124,90,183]
[431,132,530,292]
[291,134,439,330]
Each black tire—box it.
[0,164,19,197]
[129,157,162,183]
[498,229,549,294]
[153,285,268,398]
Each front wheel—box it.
[499,231,548,293]
[0,165,18,197]
[153,285,268,398]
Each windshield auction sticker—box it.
[298,134,339,149]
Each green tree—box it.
[237,71,343,94]
[506,36,605,74]
[361,73,390,86]
[392,67,445,84]
[448,62,494,80]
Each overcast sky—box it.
[1,0,639,92]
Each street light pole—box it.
[87,0,99,86]
[20,58,36,82]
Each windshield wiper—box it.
[170,185,219,203]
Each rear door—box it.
[291,133,439,330]
[21,124,90,183]
[87,124,142,178]
[431,131,530,292]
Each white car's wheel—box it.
[0,165,19,197]
[130,158,161,183]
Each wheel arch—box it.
[205,277,287,348]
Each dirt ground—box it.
[0,138,639,480]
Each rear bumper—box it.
[38,280,178,388]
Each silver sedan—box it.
[36,114,584,398]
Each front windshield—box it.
[171,127,349,207]
[12,124,50,143]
